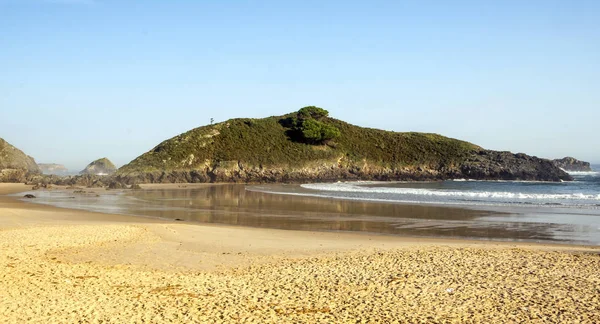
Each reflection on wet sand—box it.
[22,184,584,243]
[121,185,563,243]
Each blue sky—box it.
[1,0,598,170]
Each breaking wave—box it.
[566,170,600,177]
[300,183,600,201]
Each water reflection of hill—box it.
[123,185,560,242]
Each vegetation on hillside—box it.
[118,106,481,175]
[280,106,341,144]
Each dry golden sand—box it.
[1,183,600,323]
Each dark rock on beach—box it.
[26,174,110,188]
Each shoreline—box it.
[3,182,598,252]
[12,182,600,247]
[2,183,600,322]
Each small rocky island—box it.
[552,157,592,172]
[115,107,573,183]
[80,158,117,176]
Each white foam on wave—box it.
[566,170,600,176]
[247,187,501,207]
[300,183,600,201]
[248,186,600,209]
[450,179,558,183]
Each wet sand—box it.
[20,183,592,244]
[1,183,600,322]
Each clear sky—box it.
[1,0,599,171]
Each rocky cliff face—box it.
[0,138,40,182]
[80,158,117,175]
[115,150,571,184]
[38,163,69,175]
[460,151,570,181]
[552,157,592,172]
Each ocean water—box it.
[296,168,600,209]
[248,166,600,245]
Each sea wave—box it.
[566,170,599,176]
[300,183,600,201]
[247,187,512,207]
[450,179,560,183]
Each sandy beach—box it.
[1,183,599,323]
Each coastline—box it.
[16,182,600,245]
[7,183,591,260]
[1,183,599,322]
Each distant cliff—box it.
[38,163,69,175]
[552,157,592,172]
[116,107,572,183]
[0,138,40,182]
[80,158,117,175]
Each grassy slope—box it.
[119,113,481,174]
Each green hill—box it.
[117,107,571,183]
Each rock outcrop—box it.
[552,157,592,172]
[26,173,111,188]
[80,158,117,175]
[116,107,572,184]
[0,138,40,182]
[114,151,571,184]
[460,151,569,181]
[38,163,70,175]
